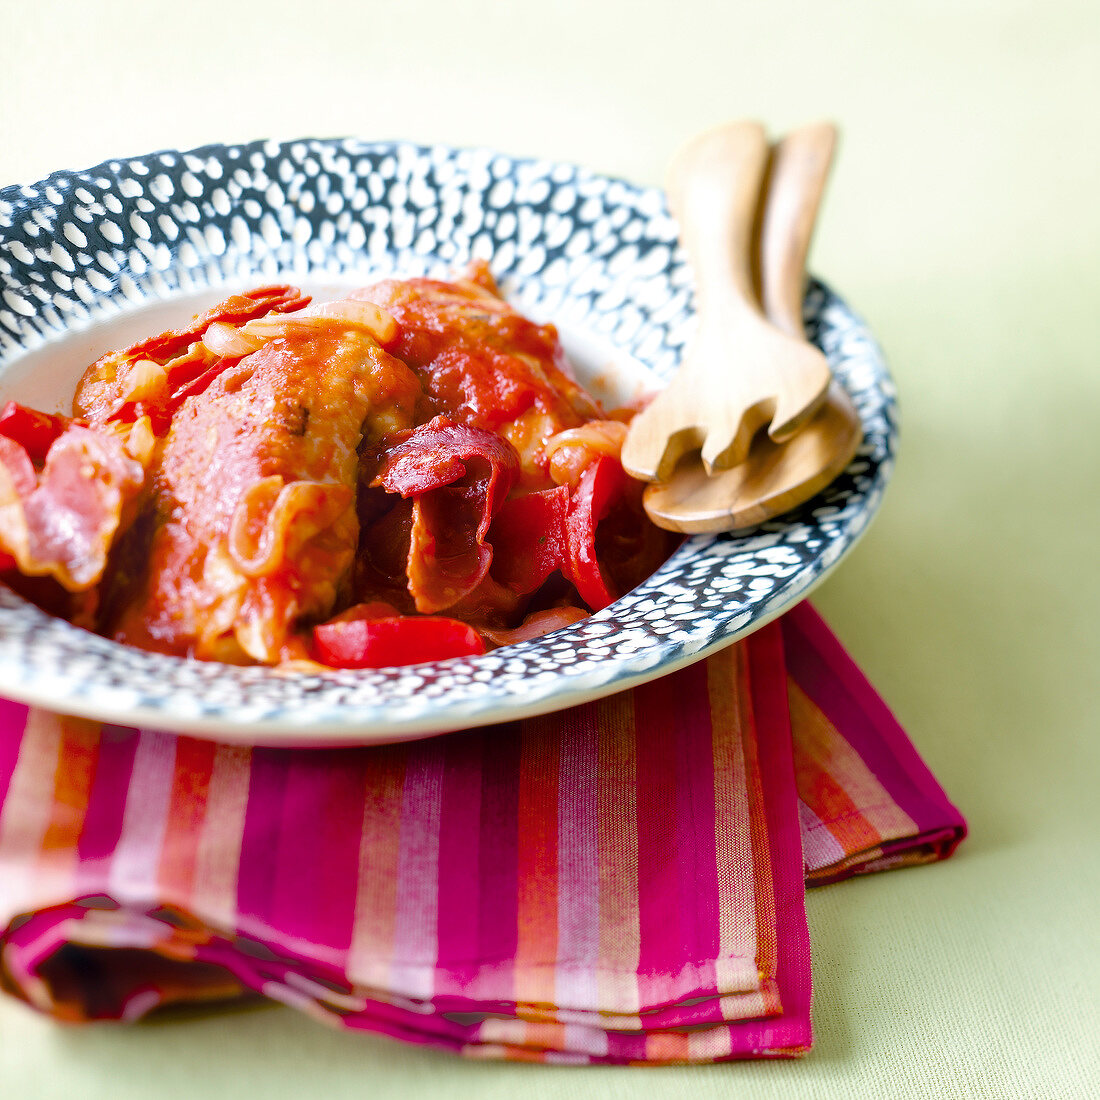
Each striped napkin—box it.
[0,603,965,1064]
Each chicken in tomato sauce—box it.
[0,263,676,669]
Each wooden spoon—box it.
[620,120,832,482]
[642,122,863,535]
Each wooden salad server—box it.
[642,122,864,535]
[620,120,833,482]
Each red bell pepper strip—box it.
[487,484,570,594]
[564,455,627,611]
[312,614,486,669]
[0,402,75,465]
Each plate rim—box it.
[0,136,896,746]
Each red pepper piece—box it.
[312,614,486,669]
[487,484,570,594]
[0,402,74,465]
[564,455,627,611]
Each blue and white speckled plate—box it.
[0,139,896,746]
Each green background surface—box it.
[1,2,1097,1096]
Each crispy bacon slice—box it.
[378,420,520,614]
[405,489,494,615]
[380,421,518,506]
[0,424,144,592]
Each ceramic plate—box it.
[0,138,896,745]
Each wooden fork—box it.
[620,120,832,483]
[641,121,864,534]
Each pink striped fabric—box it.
[0,603,965,1063]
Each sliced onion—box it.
[123,415,157,467]
[545,420,630,458]
[303,299,397,344]
[228,477,353,578]
[238,300,397,346]
[119,358,168,403]
[479,606,590,647]
[545,420,629,486]
[201,321,269,359]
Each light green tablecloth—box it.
[1,2,1097,1096]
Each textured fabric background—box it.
[1,1,1098,1096]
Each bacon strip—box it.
[0,425,144,592]
[379,421,520,614]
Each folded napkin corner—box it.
[0,603,965,1064]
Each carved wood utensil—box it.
[641,122,863,534]
[620,120,833,482]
